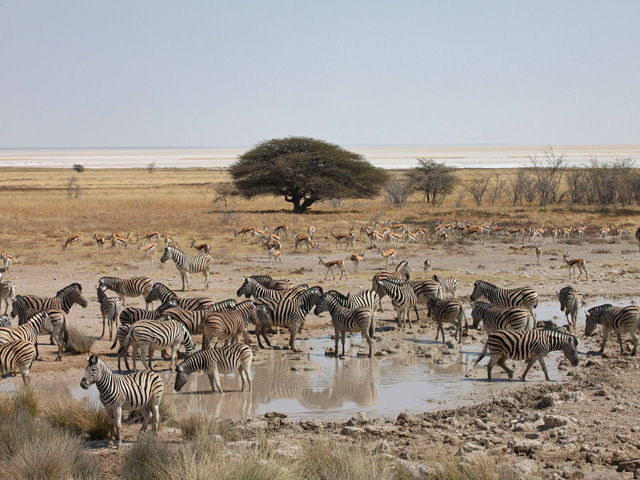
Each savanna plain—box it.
[0,166,639,479]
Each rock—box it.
[519,411,542,423]
[509,438,542,455]
[340,426,365,436]
[537,393,560,409]
[301,420,322,431]
[346,411,369,426]
[264,411,288,419]
[617,459,640,472]
[543,415,571,428]
[563,391,584,402]
[513,459,539,477]
[396,412,409,425]
[396,460,436,479]
[325,347,336,356]
[374,350,388,357]
[594,389,608,397]
[290,362,322,371]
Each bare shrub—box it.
[213,182,240,207]
[462,172,492,206]
[72,164,85,173]
[147,162,156,174]
[529,149,565,206]
[66,177,81,198]
[384,177,413,208]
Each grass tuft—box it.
[65,325,96,354]
[45,396,111,440]
[426,454,539,480]
[0,386,39,419]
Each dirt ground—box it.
[4,232,640,479]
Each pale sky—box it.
[1,1,639,149]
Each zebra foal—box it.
[433,274,459,299]
[161,246,214,290]
[314,292,375,357]
[376,278,416,330]
[426,296,467,343]
[81,355,164,448]
[98,276,152,309]
[557,286,585,329]
[174,343,253,394]
[201,300,258,349]
[97,285,123,340]
[0,281,15,314]
[585,304,640,356]
[475,329,579,381]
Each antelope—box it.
[164,235,177,247]
[62,234,83,251]
[385,232,402,248]
[318,257,347,280]
[389,223,407,234]
[416,227,429,242]
[137,232,162,245]
[535,245,542,266]
[235,227,255,241]
[292,232,312,252]
[350,252,365,272]
[406,231,417,244]
[274,225,289,237]
[439,230,448,247]
[378,247,397,270]
[562,227,572,239]
[2,254,17,272]
[251,225,269,244]
[563,253,588,281]
[269,246,282,264]
[599,225,612,238]
[424,259,431,278]
[462,226,484,244]
[617,227,631,238]
[93,234,105,249]
[552,227,560,242]
[139,242,158,260]
[111,235,128,250]
[360,225,373,240]
[190,239,211,255]
[574,225,586,239]
[331,229,352,249]
[308,226,316,241]
[108,232,130,241]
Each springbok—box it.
[350,252,365,272]
[62,234,83,251]
[190,239,211,255]
[563,253,588,281]
[139,242,158,260]
[318,257,347,280]
[378,247,397,270]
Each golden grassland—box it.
[0,167,638,267]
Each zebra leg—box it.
[19,365,30,385]
[131,343,139,371]
[212,367,224,394]
[521,357,536,381]
[632,331,639,356]
[538,357,551,381]
[114,406,123,448]
[333,326,340,355]
[600,328,611,354]
[617,332,624,355]
[169,343,179,371]
[497,356,514,380]
[405,307,413,329]
[203,271,210,290]
[101,313,106,338]
[413,305,420,323]
[289,321,302,352]
[151,397,161,432]
[486,355,497,381]
[362,328,373,357]
[340,330,347,357]
[138,406,151,437]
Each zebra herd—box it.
[0,258,637,448]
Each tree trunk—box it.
[291,196,316,214]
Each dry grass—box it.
[65,325,96,354]
[426,453,540,480]
[0,386,39,418]
[44,396,111,440]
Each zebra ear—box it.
[88,355,98,365]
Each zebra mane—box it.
[234,300,255,311]
[475,280,496,288]
[380,277,408,286]
[543,329,578,346]
[250,275,273,282]
[325,290,347,302]
[395,260,409,271]
[56,283,83,297]
[587,304,613,316]
[153,282,176,296]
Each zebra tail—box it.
[474,340,489,366]
[62,318,69,345]
[110,335,118,350]
[369,309,376,339]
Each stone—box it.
[563,391,584,402]
[340,426,365,436]
[374,350,388,356]
[537,393,560,409]
[509,439,542,455]
[513,459,539,477]
[543,415,571,428]
[519,411,542,423]
[264,411,288,419]
[346,411,369,426]
[617,459,640,472]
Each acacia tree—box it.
[230,137,388,213]
[411,159,457,205]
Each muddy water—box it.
[5,299,637,420]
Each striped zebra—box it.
[0,311,53,359]
[0,314,10,328]
[119,298,178,326]
[557,286,585,329]
[123,319,196,371]
[407,279,444,322]
[585,304,640,356]
[314,293,375,357]
[470,280,538,324]
[174,343,253,394]
[237,277,287,300]
[372,260,411,312]
[161,299,237,337]
[201,300,258,349]
[97,285,123,340]
[251,301,275,349]
[636,227,640,252]
[325,289,379,332]
[80,355,164,448]
[426,296,467,343]
[98,276,152,310]
[475,329,579,381]
[471,302,530,333]
[266,286,324,351]
[144,282,220,311]
[249,275,294,292]
[0,281,15,314]
[432,274,459,299]
[0,340,36,385]
[375,278,417,330]
[160,246,214,290]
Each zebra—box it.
[160,246,214,290]
[314,293,375,357]
[470,280,538,324]
[144,282,220,311]
[375,278,417,330]
[585,304,640,356]
[432,274,459,299]
[0,311,53,359]
[96,285,123,340]
[407,279,444,322]
[249,275,294,292]
[123,319,196,371]
[267,286,324,351]
[80,355,164,448]
[0,314,10,328]
[0,340,36,385]
[161,300,237,338]
[118,299,177,326]
[426,296,467,343]
[98,276,153,310]
[474,329,579,381]
[371,260,411,312]
[323,289,379,338]
[174,343,253,394]
[0,281,15,314]
[557,286,585,329]
[201,300,258,349]
[636,227,640,252]
[251,301,275,349]
[237,277,287,300]
[470,301,530,333]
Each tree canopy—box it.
[230,136,389,213]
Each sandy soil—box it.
[4,234,640,478]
